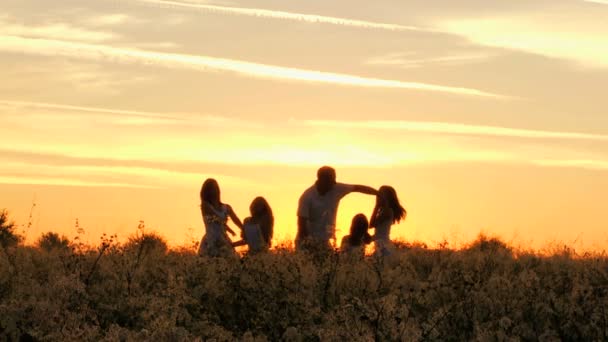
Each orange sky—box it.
[1,0,607,250]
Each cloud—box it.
[89,14,132,26]
[0,35,502,97]
[305,120,608,141]
[437,17,608,68]
[365,52,492,68]
[0,99,183,121]
[0,149,266,188]
[134,0,433,32]
[533,159,608,171]
[0,18,117,42]
[582,0,608,4]
[0,99,257,128]
[0,175,159,188]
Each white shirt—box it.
[243,221,265,253]
[297,182,355,242]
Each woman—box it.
[340,213,372,257]
[199,178,243,257]
[370,186,407,256]
[233,196,274,254]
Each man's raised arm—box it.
[352,185,378,196]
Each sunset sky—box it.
[1,0,607,250]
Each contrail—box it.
[0,35,502,97]
[135,0,433,32]
[306,120,608,141]
[0,99,246,126]
[0,99,181,121]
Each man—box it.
[296,166,378,251]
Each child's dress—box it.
[374,209,395,256]
[199,204,235,257]
[243,220,267,254]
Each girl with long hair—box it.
[233,196,274,254]
[370,185,407,256]
[198,178,243,257]
[340,213,372,256]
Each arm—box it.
[352,185,378,196]
[225,225,237,237]
[227,205,244,230]
[232,240,247,247]
[296,192,310,240]
[297,216,308,240]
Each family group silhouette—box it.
[198,166,406,258]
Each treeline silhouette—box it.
[1,210,607,340]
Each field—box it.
[1,214,607,341]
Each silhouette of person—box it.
[340,213,372,257]
[198,178,244,257]
[296,166,378,251]
[233,196,274,254]
[370,185,407,256]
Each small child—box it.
[233,197,274,254]
[340,213,372,256]
[370,186,407,256]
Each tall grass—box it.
[0,229,607,341]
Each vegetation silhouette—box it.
[0,209,22,250]
[1,210,607,340]
[37,232,70,253]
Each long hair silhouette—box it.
[250,196,274,245]
[348,213,372,247]
[378,185,407,224]
[200,178,221,215]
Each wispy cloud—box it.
[533,159,608,170]
[437,17,608,68]
[0,175,159,188]
[0,35,501,97]
[365,52,492,68]
[0,99,180,121]
[0,18,117,42]
[135,0,432,32]
[0,149,264,188]
[89,14,133,26]
[0,99,239,126]
[582,0,608,4]
[306,120,608,141]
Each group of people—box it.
[198,166,406,258]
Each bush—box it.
[0,233,607,341]
[0,210,22,249]
[124,231,168,255]
[37,232,71,252]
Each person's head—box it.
[250,196,272,219]
[315,166,336,195]
[200,178,221,206]
[349,213,371,246]
[378,185,407,223]
[250,196,274,244]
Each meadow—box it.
[1,210,607,341]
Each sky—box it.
[1,0,607,250]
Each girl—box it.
[198,178,244,257]
[340,213,372,256]
[233,197,274,254]
[370,186,407,256]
